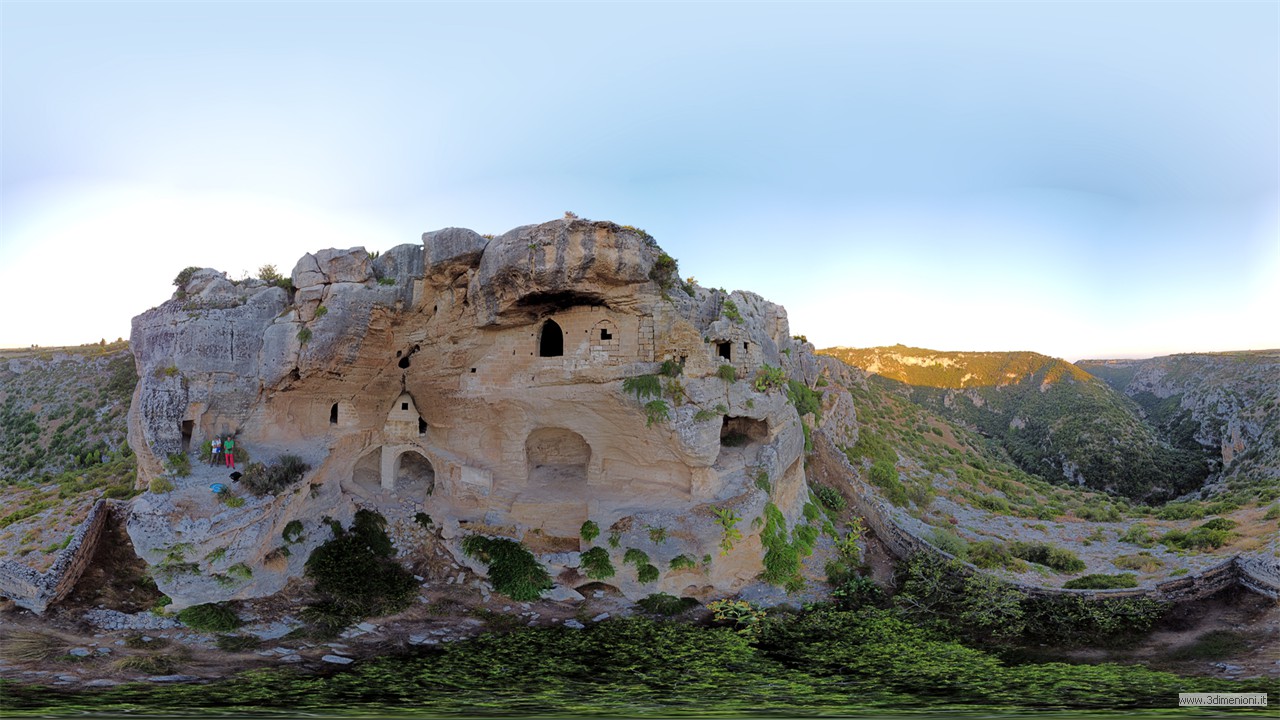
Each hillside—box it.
[0,343,138,571]
[820,345,1210,502]
[1079,350,1280,495]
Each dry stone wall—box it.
[0,499,122,613]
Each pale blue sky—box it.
[2,1,1276,359]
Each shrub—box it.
[1009,541,1086,573]
[1063,573,1138,589]
[636,593,697,616]
[282,520,305,544]
[1113,553,1164,572]
[165,452,191,477]
[707,599,765,636]
[647,526,668,544]
[649,252,678,288]
[927,528,969,559]
[241,455,310,496]
[1161,520,1235,551]
[693,408,718,422]
[297,327,312,344]
[753,364,786,392]
[460,535,551,601]
[868,460,908,506]
[637,563,660,583]
[623,548,650,567]
[643,399,670,427]
[305,510,417,619]
[580,546,615,580]
[716,364,737,382]
[414,512,433,529]
[712,507,742,554]
[668,554,697,571]
[149,477,175,494]
[378,277,396,286]
[658,359,683,377]
[813,485,845,511]
[580,520,600,543]
[177,603,242,632]
[753,468,771,494]
[172,266,200,296]
[622,375,662,400]
[215,634,262,652]
[967,541,1028,572]
[257,264,283,284]
[1155,502,1206,521]
[1118,523,1155,547]
[226,563,252,580]
[314,305,328,318]
[721,298,742,323]
[1263,503,1280,521]
[786,379,822,420]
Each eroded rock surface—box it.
[127,218,823,608]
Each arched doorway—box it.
[395,450,436,496]
[539,319,564,357]
[518,428,589,535]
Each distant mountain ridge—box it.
[820,345,1212,502]
[1078,350,1279,490]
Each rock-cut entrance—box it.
[514,428,590,536]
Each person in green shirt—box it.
[223,437,235,468]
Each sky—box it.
[1,1,1276,361]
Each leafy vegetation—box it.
[716,364,737,382]
[460,535,551,601]
[643,399,670,426]
[240,455,309,496]
[579,520,599,543]
[753,364,786,392]
[1063,573,1139,590]
[579,546,615,580]
[636,592,698,616]
[712,506,742,554]
[176,603,242,633]
[303,510,416,624]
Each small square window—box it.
[401,402,409,411]
[600,329,613,340]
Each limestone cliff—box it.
[127,218,824,608]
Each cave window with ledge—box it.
[330,403,339,424]
[717,342,732,360]
[539,319,564,357]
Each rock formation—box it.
[127,218,829,608]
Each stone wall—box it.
[812,432,1279,604]
[0,498,122,614]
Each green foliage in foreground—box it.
[460,535,552,601]
[303,510,416,623]
[4,611,1273,717]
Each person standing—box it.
[224,436,235,469]
[210,437,221,466]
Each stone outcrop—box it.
[127,218,819,608]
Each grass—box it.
[1113,552,1164,572]
[177,603,242,632]
[215,634,263,652]
[1168,630,1248,660]
[1063,573,1138,589]
[0,631,66,663]
[112,653,182,675]
[716,364,737,382]
[460,535,552,601]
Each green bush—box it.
[636,593,697,616]
[716,364,737,382]
[637,563,660,584]
[753,365,786,392]
[1118,524,1155,547]
[926,528,969,559]
[172,266,200,296]
[668,554,698,571]
[1160,520,1235,551]
[580,547,615,580]
[967,541,1027,572]
[304,510,416,620]
[580,520,600,543]
[643,399,670,427]
[1009,542,1086,574]
[721,298,742,323]
[282,520,305,544]
[658,359,683,377]
[177,603,242,632]
[149,477,175,494]
[378,277,396,286]
[813,485,845,512]
[868,460,908,506]
[297,327,312,344]
[787,379,822,421]
[241,455,310,496]
[693,408,718,422]
[623,548,650,567]
[461,535,551,601]
[1113,553,1164,572]
[622,375,661,400]
[1063,573,1138,589]
[165,452,191,477]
